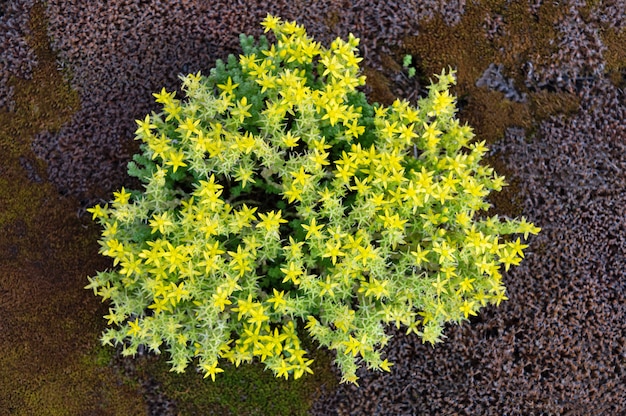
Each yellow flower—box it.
[256,72,277,93]
[195,175,224,200]
[217,76,239,96]
[149,211,173,234]
[293,358,314,379]
[281,261,303,285]
[135,114,157,137]
[113,187,131,205]
[378,209,407,231]
[127,318,142,337]
[164,243,189,273]
[164,149,188,173]
[283,236,305,259]
[281,19,304,36]
[499,246,522,271]
[261,14,282,33]
[148,296,172,315]
[164,102,182,122]
[247,304,270,326]
[256,210,287,233]
[147,133,171,161]
[227,245,253,276]
[152,87,176,105]
[422,121,442,149]
[459,300,478,319]
[341,374,359,385]
[345,118,365,139]
[231,96,252,123]
[343,49,363,70]
[464,226,492,255]
[103,308,124,325]
[431,275,449,296]
[299,39,321,62]
[232,294,256,320]
[318,275,339,297]
[234,165,256,188]
[458,277,475,293]
[267,288,288,311]
[239,53,258,71]
[350,177,371,195]
[517,217,541,239]
[177,117,201,140]
[432,240,455,265]
[284,185,303,203]
[242,323,263,349]
[455,211,471,229]
[167,281,190,306]
[232,131,257,154]
[309,149,330,169]
[290,166,311,186]
[254,341,275,361]
[508,237,528,258]
[320,54,344,79]
[358,277,389,300]
[262,328,288,356]
[119,252,142,277]
[321,99,346,126]
[231,204,257,229]
[322,240,345,265]
[202,361,224,381]
[490,287,509,306]
[281,131,300,148]
[379,359,393,372]
[380,120,399,140]
[343,334,370,357]
[274,359,293,380]
[429,89,455,116]
[354,244,378,266]
[87,204,108,220]
[211,287,232,311]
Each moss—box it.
[600,26,626,89]
[363,66,397,106]
[528,89,580,127]
[137,329,339,416]
[484,154,524,220]
[460,88,532,146]
[399,1,575,144]
[0,2,146,414]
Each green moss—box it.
[140,330,339,416]
[85,342,118,368]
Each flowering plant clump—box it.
[86,15,540,384]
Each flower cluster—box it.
[86,15,539,384]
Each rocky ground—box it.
[1,0,624,414]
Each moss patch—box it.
[397,1,579,143]
[601,26,626,89]
[128,327,339,415]
[0,2,146,414]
